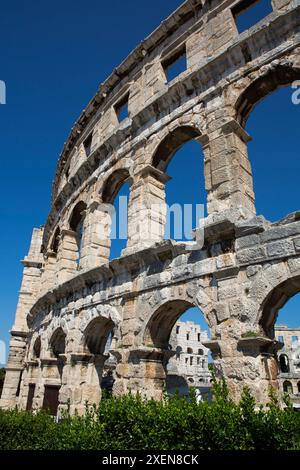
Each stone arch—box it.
[49,226,60,254]
[32,336,41,359]
[49,327,66,358]
[151,125,203,172]
[28,332,42,360]
[235,64,300,128]
[283,380,293,394]
[144,298,210,349]
[79,304,121,352]
[47,317,69,350]
[69,201,87,232]
[101,168,131,204]
[257,273,300,338]
[247,259,300,332]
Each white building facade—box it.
[275,325,300,407]
[167,321,212,400]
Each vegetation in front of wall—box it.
[241,331,259,338]
[0,376,300,450]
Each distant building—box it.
[167,320,212,400]
[275,325,300,408]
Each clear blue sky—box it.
[0,1,299,364]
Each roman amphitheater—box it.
[1,0,300,415]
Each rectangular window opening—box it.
[83,133,93,157]
[232,0,273,34]
[163,46,187,83]
[115,94,129,123]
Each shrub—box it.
[0,380,299,450]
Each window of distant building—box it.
[283,380,293,394]
[279,354,290,373]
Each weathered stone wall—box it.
[1,0,300,413]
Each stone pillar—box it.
[40,251,57,294]
[124,165,170,255]
[205,119,255,218]
[56,229,78,284]
[58,353,107,415]
[113,347,173,400]
[0,228,43,409]
[79,200,111,270]
[18,360,40,410]
[205,336,281,404]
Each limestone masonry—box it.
[1,0,300,415]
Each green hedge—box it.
[1,380,300,450]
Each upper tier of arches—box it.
[41,0,300,256]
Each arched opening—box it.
[84,317,114,356]
[283,380,293,395]
[236,66,300,221]
[50,227,60,254]
[33,337,41,359]
[49,328,66,359]
[101,169,130,261]
[152,126,206,242]
[69,201,87,264]
[145,300,212,401]
[44,328,66,415]
[260,277,300,403]
[83,317,116,397]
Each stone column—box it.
[113,347,173,400]
[56,229,78,284]
[124,165,170,255]
[205,119,255,219]
[0,228,43,409]
[18,360,40,410]
[40,251,57,294]
[205,336,281,404]
[58,353,107,415]
[79,200,111,270]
